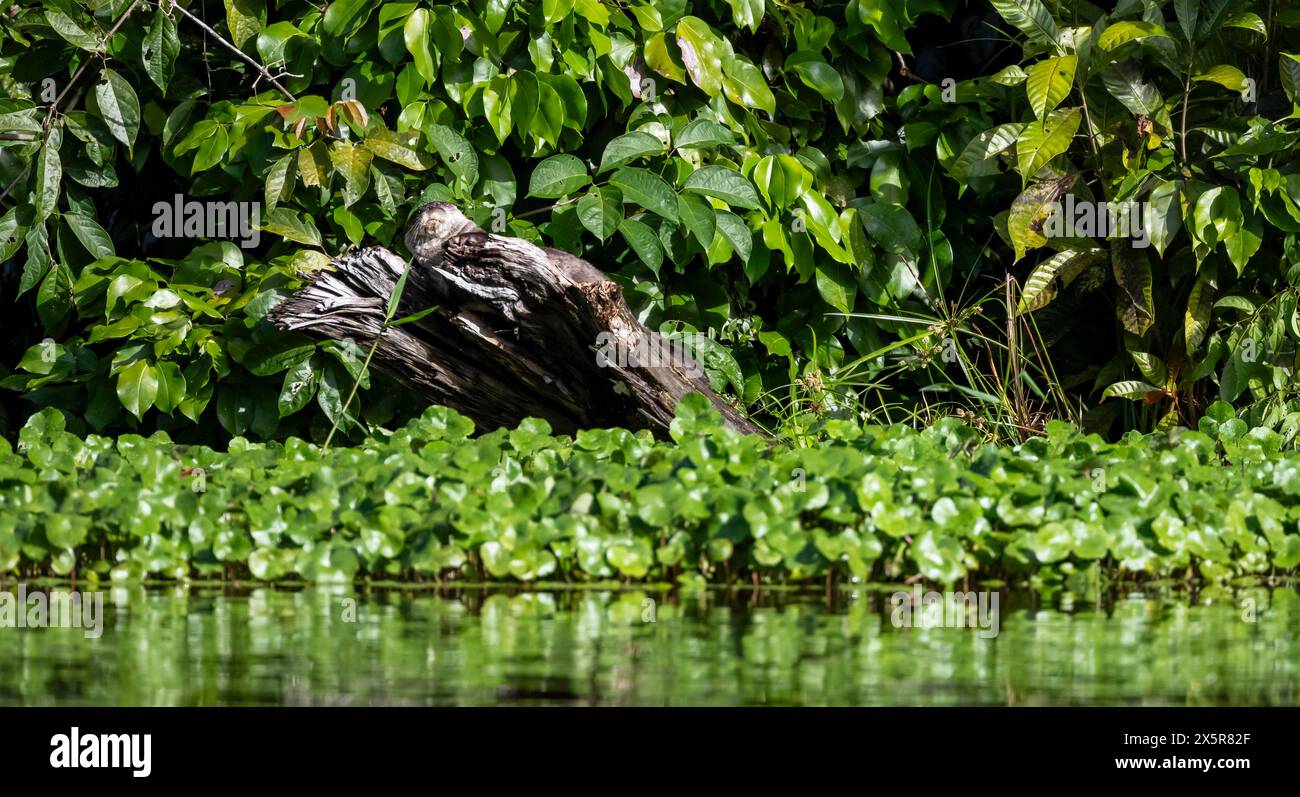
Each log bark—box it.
[267,202,764,437]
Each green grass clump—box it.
[4,396,1300,587]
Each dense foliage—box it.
[5,395,1300,586]
[9,0,1300,444]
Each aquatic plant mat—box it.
[5,397,1300,586]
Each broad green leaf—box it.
[63,212,114,259]
[721,58,775,114]
[1192,65,1249,93]
[142,9,180,91]
[426,124,479,189]
[816,261,856,313]
[598,131,664,173]
[1144,180,1182,256]
[404,9,438,84]
[1098,21,1170,50]
[259,208,323,246]
[1025,55,1076,119]
[44,0,104,52]
[33,130,61,223]
[1015,108,1081,180]
[1102,61,1168,129]
[154,361,187,414]
[328,140,373,206]
[577,186,622,241]
[618,217,664,274]
[1103,380,1161,400]
[264,152,296,213]
[90,68,140,151]
[362,127,432,170]
[1185,261,1217,353]
[117,359,159,420]
[675,118,736,150]
[528,154,590,198]
[989,0,1060,49]
[949,123,1023,181]
[790,59,844,102]
[677,192,717,250]
[610,167,679,221]
[1112,241,1154,335]
[675,16,727,95]
[1007,174,1076,260]
[1018,247,1105,314]
[751,155,811,210]
[683,165,761,210]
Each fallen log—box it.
[267,202,764,436]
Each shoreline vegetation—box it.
[5,395,1300,588]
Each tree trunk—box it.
[267,202,764,437]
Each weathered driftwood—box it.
[267,202,763,436]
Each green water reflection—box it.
[1,585,1298,705]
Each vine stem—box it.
[166,1,297,100]
[321,257,419,453]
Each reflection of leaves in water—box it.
[0,587,1297,707]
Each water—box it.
[1,584,1298,706]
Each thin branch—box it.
[168,2,297,101]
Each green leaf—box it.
[790,59,844,102]
[154,361,187,414]
[43,0,104,52]
[989,0,1060,48]
[362,127,432,170]
[328,140,373,207]
[1015,108,1081,180]
[577,186,622,241]
[1112,241,1154,336]
[1185,261,1217,354]
[598,131,664,173]
[675,118,736,150]
[815,261,855,313]
[610,167,679,221]
[1102,61,1168,129]
[1103,380,1161,400]
[1144,179,1182,256]
[675,16,727,95]
[264,152,296,213]
[1098,21,1171,50]
[528,154,590,198]
[715,211,752,264]
[33,130,61,223]
[1192,65,1249,93]
[1007,174,1075,261]
[259,208,323,246]
[721,58,776,114]
[676,192,717,250]
[142,9,181,91]
[90,68,140,152]
[618,217,664,274]
[63,211,114,259]
[683,165,760,210]
[1018,247,1104,314]
[949,123,1024,181]
[1025,55,1076,119]
[404,9,438,85]
[751,155,811,210]
[426,124,479,190]
[116,359,159,420]
[543,0,577,25]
